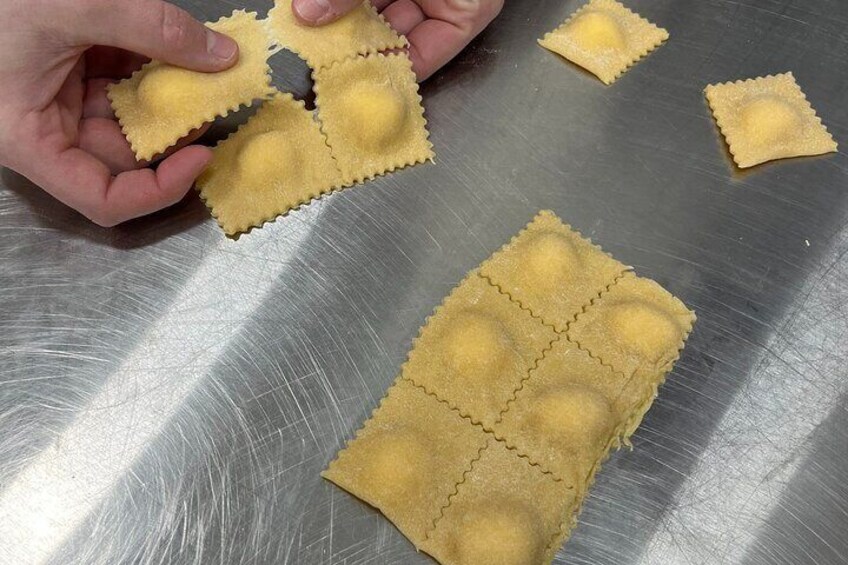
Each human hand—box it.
[0,0,239,227]
[291,0,504,80]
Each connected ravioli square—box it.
[494,338,631,490]
[322,379,488,546]
[705,72,838,168]
[480,210,630,333]
[108,10,276,161]
[269,0,407,70]
[538,0,669,85]
[314,53,434,184]
[420,438,577,565]
[196,92,343,236]
[568,273,695,380]
[402,273,558,429]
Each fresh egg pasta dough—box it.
[196,92,344,236]
[402,272,558,429]
[480,210,630,333]
[704,72,838,168]
[268,0,407,69]
[313,53,434,184]
[323,211,696,565]
[108,10,277,161]
[322,379,488,546]
[538,0,669,84]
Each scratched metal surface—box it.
[1,0,847,564]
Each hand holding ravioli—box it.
[0,0,239,227]
[291,0,504,80]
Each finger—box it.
[406,0,503,80]
[78,118,142,174]
[64,0,238,73]
[381,0,425,36]
[85,47,149,79]
[292,0,363,26]
[83,79,116,119]
[372,0,393,11]
[35,145,212,227]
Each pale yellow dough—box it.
[480,210,630,332]
[420,438,576,565]
[196,92,343,236]
[108,11,276,161]
[268,0,407,70]
[313,53,434,184]
[494,338,631,489]
[705,72,838,168]
[402,272,557,429]
[322,379,488,546]
[539,0,669,84]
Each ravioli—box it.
[421,438,577,565]
[268,0,407,69]
[108,10,276,161]
[322,379,488,545]
[313,53,434,184]
[538,0,669,84]
[402,272,558,428]
[480,210,630,332]
[705,72,838,168]
[196,92,343,236]
[494,338,631,489]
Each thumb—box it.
[66,0,239,72]
[292,0,363,26]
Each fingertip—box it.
[206,30,240,69]
[292,0,332,26]
[157,146,214,201]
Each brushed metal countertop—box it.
[1,1,847,564]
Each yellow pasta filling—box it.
[705,72,838,168]
[538,0,669,85]
[268,0,407,70]
[314,53,434,184]
[196,92,344,236]
[108,10,276,161]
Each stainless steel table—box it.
[1,0,847,563]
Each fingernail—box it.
[207,30,238,61]
[294,0,331,23]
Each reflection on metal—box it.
[0,222,313,565]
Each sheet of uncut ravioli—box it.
[539,0,668,85]
[420,438,577,565]
[705,72,838,168]
[494,337,632,491]
[322,379,488,546]
[480,211,629,333]
[314,53,433,184]
[196,93,343,236]
[402,272,557,429]
[269,0,406,69]
[108,11,276,161]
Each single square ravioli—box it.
[538,0,669,84]
[108,10,276,161]
[313,53,434,184]
[704,72,838,168]
[402,272,558,429]
[420,437,577,565]
[479,210,630,333]
[493,338,632,490]
[322,379,488,546]
[196,92,344,236]
[268,0,407,69]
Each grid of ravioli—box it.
[538,0,669,85]
[704,72,838,168]
[324,211,696,564]
[108,11,277,161]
